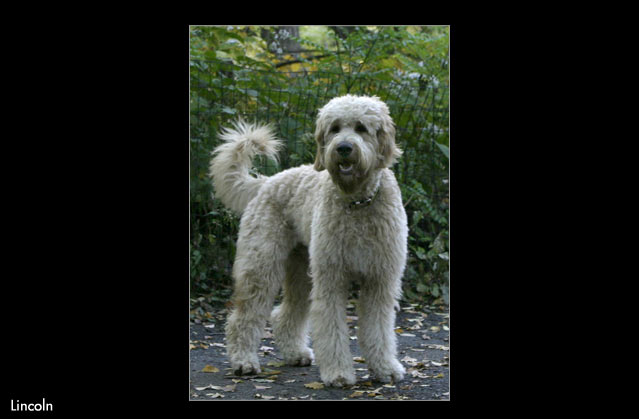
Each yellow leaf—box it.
[267,361,286,367]
[349,391,365,398]
[434,373,444,378]
[262,369,282,376]
[202,365,219,373]
[353,356,366,363]
[304,382,325,390]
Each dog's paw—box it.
[231,360,261,376]
[320,369,357,388]
[370,359,405,384]
[284,348,314,367]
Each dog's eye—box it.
[330,125,340,133]
[355,123,367,133]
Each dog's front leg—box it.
[308,268,356,387]
[357,276,406,384]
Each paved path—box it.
[189,302,449,400]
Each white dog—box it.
[209,95,408,387]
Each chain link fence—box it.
[190,59,449,298]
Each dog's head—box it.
[314,95,401,193]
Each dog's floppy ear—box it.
[313,114,326,171]
[377,110,402,168]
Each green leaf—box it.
[435,142,449,159]
[221,106,237,115]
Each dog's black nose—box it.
[336,142,353,157]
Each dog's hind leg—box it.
[224,224,294,376]
[271,245,314,367]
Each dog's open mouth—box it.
[338,163,354,175]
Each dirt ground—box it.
[189,300,449,401]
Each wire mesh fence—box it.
[190,59,449,293]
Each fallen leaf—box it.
[410,348,425,352]
[400,333,416,337]
[430,326,441,333]
[400,355,418,366]
[368,387,384,396]
[251,378,275,383]
[304,382,325,390]
[409,370,430,379]
[261,369,282,376]
[205,392,224,398]
[434,373,444,378]
[349,391,365,398]
[254,384,271,390]
[284,379,296,383]
[394,328,405,334]
[267,361,286,367]
[353,356,366,363]
[424,344,449,351]
[431,361,448,367]
[261,395,275,400]
[201,365,219,373]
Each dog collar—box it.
[348,184,381,210]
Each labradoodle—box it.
[209,95,408,387]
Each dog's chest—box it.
[312,204,401,275]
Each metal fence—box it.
[190,60,449,290]
[190,60,449,189]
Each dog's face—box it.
[314,95,401,194]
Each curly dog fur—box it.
[209,95,408,387]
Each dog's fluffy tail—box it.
[209,119,282,214]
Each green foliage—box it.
[190,26,449,303]
[401,179,449,303]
